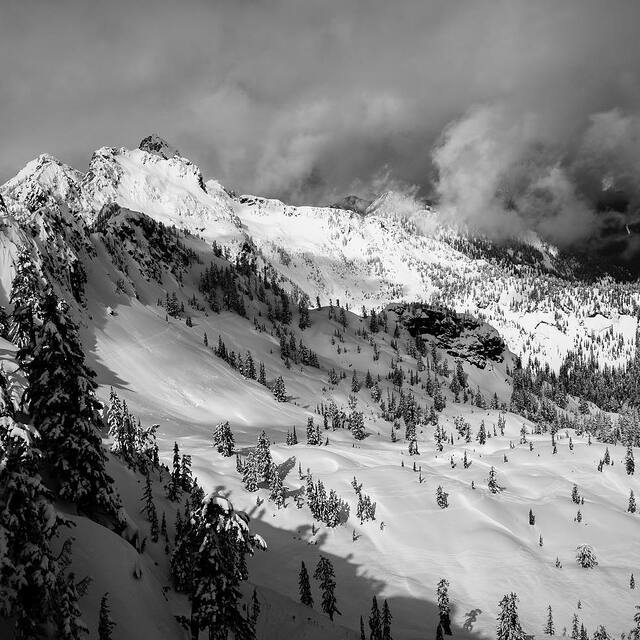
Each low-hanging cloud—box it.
[1,0,640,265]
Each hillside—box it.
[1,137,640,639]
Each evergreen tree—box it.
[381,599,392,640]
[307,417,320,445]
[178,493,266,640]
[575,544,598,568]
[369,595,381,640]
[488,466,499,494]
[22,290,116,513]
[213,421,235,457]
[9,246,41,358]
[141,473,155,520]
[436,578,452,635]
[273,376,287,402]
[496,592,525,640]
[314,557,340,621]
[298,561,313,607]
[0,423,85,638]
[242,451,259,492]
[544,605,555,635]
[167,441,182,501]
[360,616,367,640]
[269,463,286,508]
[627,445,635,475]
[629,490,637,513]
[436,486,449,509]
[98,592,116,640]
[255,430,273,483]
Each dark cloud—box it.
[2,0,640,263]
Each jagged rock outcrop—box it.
[390,303,506,368]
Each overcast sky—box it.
[2,0,640,258]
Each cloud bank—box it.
[1,0,640,264]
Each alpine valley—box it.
[2,135,640,640]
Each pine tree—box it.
[488,466,499,494]
[22,290,117,513]
[179,493,266,640]
[298,561,313,607]
[544,605,555,635]
[314,556,340,621]
[167,441,182,501]
[360,616,367,640]
[242,451,259,492]
[0,423,85,638]
[141,473,155,520]
[496,592,525,640]
[627,445,635,475]
[213,421,235,457]
[575,544,598,568]
[269,463,286,508]
[369,595,382,640]
[436,486,449,509]
[9,246,41,358]
[437,578,452,634]
[273,376,287,402]
[629,490,637,513]
[381,600,392,640]
[307,417,320,445]
[255,430,273,482]
[631,574,636,589]
[98,592,116,639]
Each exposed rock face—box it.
[330,194,372,215]
[390,303,506,368]
[139,134,180,160]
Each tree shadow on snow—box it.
[244,512,489,640]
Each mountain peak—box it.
[330,194,372,215]
[138,134,180,160]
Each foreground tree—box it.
[21,291,117,514]
[173,492,266,640]
[0,422,87,638]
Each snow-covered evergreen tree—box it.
[255,430,273,482]
[22,290,117,514]
[381,599,392,640]
[213,421,235,457]
[544,604,555,635]
[181,493,266,639]
[9,246,41,358]
[575,544,598,568]
[269,463,286,508]
[242,451,259,492]
[273,376,287,402]
[437,578,452,634]
[496,592,525,640]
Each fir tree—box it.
[629,490,637,513]
[269,463,286,508]
[242,451,259,492]
[575,544,598,568]
[381,600,392,640]
[627,445,635,475]
[314,556,340,621]
[22,290,117,513]
[273,376,287,402]
[98,592,116,640]
[298,561,313,607]
[255,430,273,482]
[544,605,555,635]
[437,578,452,634]
[369,595,381,640]
[141,473,155,520]
[167,441,182,501]
[436,486,449,509]
[9,246,41,358]
[488,466,499,494]
[177,493,266,640]
[496,592,525,640]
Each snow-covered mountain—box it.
[2,136,638,372]
[2,136,640,639]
